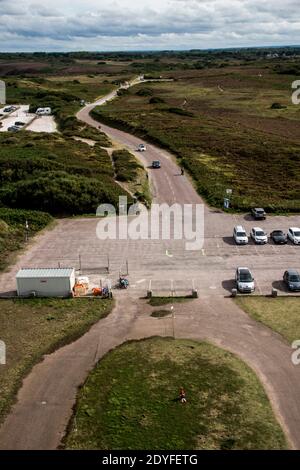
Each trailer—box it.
[16,267,75,298]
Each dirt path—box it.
[0,83,300,449]
[0,294,299,449]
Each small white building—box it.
[16,268,75,298]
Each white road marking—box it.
[255,279,263,295]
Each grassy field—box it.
[0,298,113,423]
[0,208,53,271]
[236,297,300,343]
[65,337,287,450]
[91,63,300,212]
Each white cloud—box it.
[0,0,299,51]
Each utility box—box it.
[16,268,75,298]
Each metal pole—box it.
[107,254,110,274]
[79,254,82,273]
[170,305,175,339]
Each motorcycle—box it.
[118,277,129,289]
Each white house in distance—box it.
[16,268,75,297]
[36,107,52,115]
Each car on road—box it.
[233,225,249,245]
[250,227,268,244]
[15,121,25,127]
[152,160,161,169]
[288,227,300,245]
[270,230,287,244]
[138,143,146,151]
[283,269,300,292]
[235,267,255,293]
[251,208,266,220]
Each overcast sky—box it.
[0,0,299,52]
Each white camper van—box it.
[36,107,52,116]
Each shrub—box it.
[167,107,194,117]
[112,149,142,182]
[135,88,153,96]
[0,172,129,215]
[270,102,286,110]
[149,96,165,104]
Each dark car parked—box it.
[283,269,300,292]
[271,230,287,244]
[251,208,266,220]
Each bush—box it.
[112,149,142,182]
[270,102,286,110]
[167,107,194,117]
[149,96,165,104]
[135,88,153,96]
[0,172,129,215]
[117,88,130,97]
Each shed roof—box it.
[16,268,74,279]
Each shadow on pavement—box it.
[222,236,236,246]
[222,279,235,293]
[272,280,287,292]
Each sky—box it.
[0,0,299,52]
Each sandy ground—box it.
[26,115,57,133]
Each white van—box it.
[36,107,52,116]
[233,225,249,245]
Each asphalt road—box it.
[0,81,300,450]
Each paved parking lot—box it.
[0,212,299,298]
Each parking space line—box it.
[255,278,263,295]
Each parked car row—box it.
[233,225,300,245]
[235,267,300,293]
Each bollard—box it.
[272,288,278,298]
[231,288,237,297]
[192,289,198,298]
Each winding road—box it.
[0,79,300,449]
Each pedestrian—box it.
[181,168,185,176]
[179,387,187,403]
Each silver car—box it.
[235,267,255,293]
